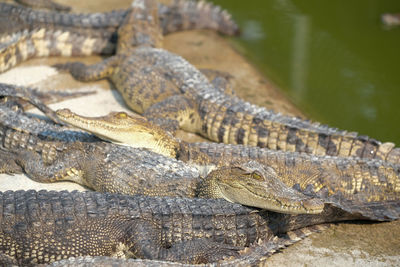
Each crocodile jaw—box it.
[218,183,325,215]
[203,161,325,214]
[56,108,179,158]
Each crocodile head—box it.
[56,108,180,158]
[199,161,325,214]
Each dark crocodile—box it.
[0,190,359,266]
[51,0,400,165]
[0,0,239,73]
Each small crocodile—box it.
[0,83,324,214]
[53,0,400,165]
[0,115,324,214]
[0,0,239,73]
[3,83,400,220]
[56,108,400,221]
[0,190,360,266]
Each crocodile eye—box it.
[116,112,128,118]
[251,171,264,181]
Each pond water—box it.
[212,0,400,144]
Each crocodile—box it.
[55,108,400,221]
[0,190,362,266]
[0,115,324,214]
[0,83,325,214]
[0,0,239,73]
[0,84,395,220]
[3,83,400,220]
[52,0,400,165]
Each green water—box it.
[212,0,400,144]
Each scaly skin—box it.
[0,85,324,215]
[0,0,239,73]
[44,224,325,267]
[0,190,359,266]
[56,108,181,158]
[53,0,400,165]
[0,117,323,214]
[1,1,238,35]
[46,222,330,267]
[56,108,400,221]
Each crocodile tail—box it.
[0,2,125,28]
[202,96,400,164]
[328,197,400,222]
[159,0,240,36]
[0,28,115,73]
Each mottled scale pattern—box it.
[0,190,271,265]
[0,28,116,73]
[158,0,239,35]
[0,122,202,196]
[0,89,202,197]
[131,47,400,164]
[45,223,329,266]
[0,3,125,29]
[47,256,203,266]
[0,0,238,72]
[183,142,400,220]
[0,1,238,35]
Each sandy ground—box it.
[0,0,399,266]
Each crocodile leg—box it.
[13,147,88,184]
[125,222,241,263]
[54,55,182,114]
[0,83,64,123]
[54,55,121,82]
[0,253,18,266]
[199,68,236,96]
[142,94,200,134]
[14,0,71,11]
[0,149,22,174]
